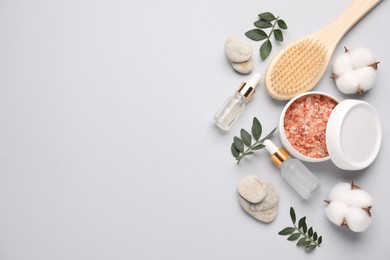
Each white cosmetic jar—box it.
[279,91,382,170]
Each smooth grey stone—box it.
[237,175,267,204]
[239,195,278,223]
[249,182,279,212]
[225,36,252,63]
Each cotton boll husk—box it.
[349,47,376,69]
[335,72,359,94]
[328,182,351,203]
[333,53,353,75]
[325,201,349,226]
[355,66,376,90]
[345,207,372,232]
[347,189,373,208]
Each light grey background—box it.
[0,0,389,259]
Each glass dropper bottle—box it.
[263,139,320,199]
[213,73,261,132]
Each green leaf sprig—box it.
[278,207,323,252]
[245,12,288,60]
[231,117,277,164]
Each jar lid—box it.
[326,99,382,170]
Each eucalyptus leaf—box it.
[254,20,272,28]
[298,217,306,229]
[277,19,288,29]
[279,207,322,252]
[305,245,316,252]
[287,233,301,241]
[260,40,272,60]
[233,137,244,153]
[297,237,308,246]
[245,29,267,41]
[231,143,240,158]
[290,207,296,224]
[251,117,262,141]
[302,222,307,233]
[252,144,265,150]
[308,227,313,237]
[240,129,252,146]
[230,117,276,164]
[258,12,276,21]
[260,127,277,142]
[246,12,287,62]
[274,29,283,42]
[278,227,295,235]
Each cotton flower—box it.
[324,182,373,232]
[331,47,379,94]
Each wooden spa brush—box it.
[264,0,382,100]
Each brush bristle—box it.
[269,39,327,97]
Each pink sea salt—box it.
[284,94,338,158]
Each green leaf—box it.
[233,137,244,153]
[260,40,272,60]
[231,143,240,158]
[251,117,262,141]
[302,222,307,233]
[305,245,317,252]
[290,207,296,224]
[297,237,308,246]
[313,232,318,241]
[252,144,265,150]
[318,236,322,245]
[254,20,272,28]
[260,127,277,142]
[308,227,313,237]
[287,233,301,241]
[245,151,254,156]
[298,217,306,229]
[274,29,283,42]
[258,12,276,21]
[277,19,288,29]
[278,227,296,235]
[245,29,267,41]
[240,129,252,146]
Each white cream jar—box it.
[279,91,382,170]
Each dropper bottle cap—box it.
[236,73,261,101]
[263,139,290,166]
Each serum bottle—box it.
[213,73,261,132]
[263,139,320,199]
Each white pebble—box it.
[231,58,254,74]
[225,36,252,63]
[345,207,372,232]
[239,196,278,223]
[249,182,279,211]
[237,175,267,203]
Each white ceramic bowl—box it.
[279,91,340,163]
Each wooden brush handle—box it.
[318,0,382,49]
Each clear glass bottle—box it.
[213,73,260,132]
[264,139,320,199]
